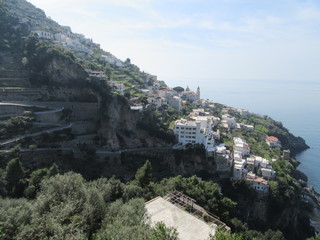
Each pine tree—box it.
[5,158,25,197]
[47,163,59,177]
[135,160,152,188]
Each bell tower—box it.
[196,86,200,100]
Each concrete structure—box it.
[146,197,216,240]
[146,192,229,240]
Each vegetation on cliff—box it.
[0,159,287,240]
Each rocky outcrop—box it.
[99,97,170,149]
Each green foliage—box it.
[151,222,179,240]
[137,110,176,143]
[307,234,320,240]
[135,160,152,188]
[47,163,59,177]
[173,86,184,92]
[0,226,5,238]
[5,158,25,197]
[96,198,149,240]
[155,175,236,221]
[0,115,34,140]
[212,230,243,240]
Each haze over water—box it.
[167,78,320,192]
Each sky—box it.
[27,0,320,83]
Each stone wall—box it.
[0,105,26,115]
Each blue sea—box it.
[167,78,320,192]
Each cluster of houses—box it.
[171,102,282,193]
[137,79,202,111]
[31,27,124,67]
[232,137,278,193]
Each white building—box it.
[222,115,237,128]
[147,95,165,108]
[233,162,247,179]
[233,137,250,156]
[32,30,54,40]
[88,71,106,79]
[173,118,215,150]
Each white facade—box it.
[233,138,250,156]
[233,163,246,179]
[222,114,237,128]
[173,118,215,150]
[32,31,54,40]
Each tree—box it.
[135,160,152,188]
[173,86,184,93]
[47,163,59,177]
[138,95,148,105]
[5,158,25,197]
[152,222,179,240]
[211,230,243,240]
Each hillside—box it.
[0,0,318,240]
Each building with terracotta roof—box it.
[246,177,269,193]
[266,136,281,148]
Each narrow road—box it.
[0,102,64,119]
[0,145,175,154]
[0,123,73,146]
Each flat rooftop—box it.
[146,196,216,240]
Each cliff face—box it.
[99,97,171,149]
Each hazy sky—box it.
[27,0,320,82]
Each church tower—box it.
[196,86,200,100]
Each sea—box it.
[167,78,320,193]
